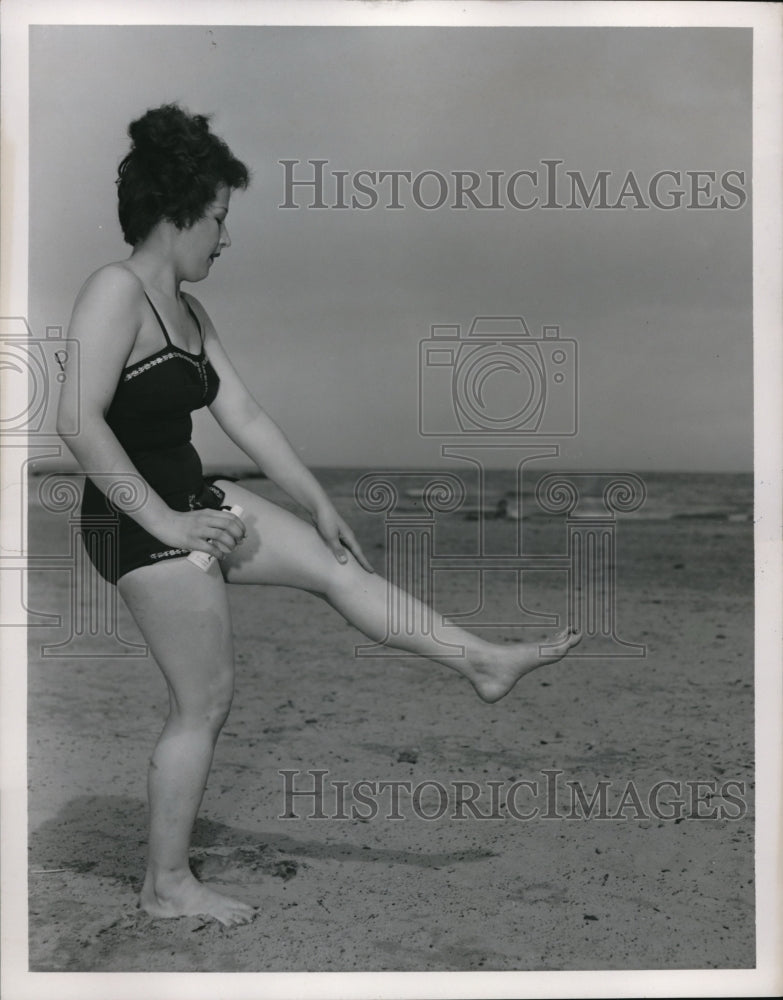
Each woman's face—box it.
[177,184,232,281]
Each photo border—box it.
[2,2,780,998]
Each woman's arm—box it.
[189,295,373,570]
[57,268,243,558]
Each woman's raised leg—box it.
[118,557,255,926]
[215,482,580,703]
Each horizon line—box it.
[26,463,754,476]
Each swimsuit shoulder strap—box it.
[142,291,173,347]
[182,296,204,343]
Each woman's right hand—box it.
[156,508,246,558]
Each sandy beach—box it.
[25,473,755,973]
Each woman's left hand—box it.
[312,503,375,573]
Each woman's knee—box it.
[171,666,235,730]
[204,682,234,730]
[314,550,369,604]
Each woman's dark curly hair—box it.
[117,103,249,246]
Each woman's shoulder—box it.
[69,264,148,345]
[75,262,146,310]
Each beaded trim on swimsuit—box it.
[150,547,189,561]
[123,350,209,396]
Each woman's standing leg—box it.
[118,557,255,926]
[215,482,580,703]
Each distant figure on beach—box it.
[56,104,581,927]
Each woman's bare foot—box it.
[469,627,582,704]
[140,869,256,927]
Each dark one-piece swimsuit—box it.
[79,292,235,584]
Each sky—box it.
[27,23,753,471]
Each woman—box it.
[57,104,580,927]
